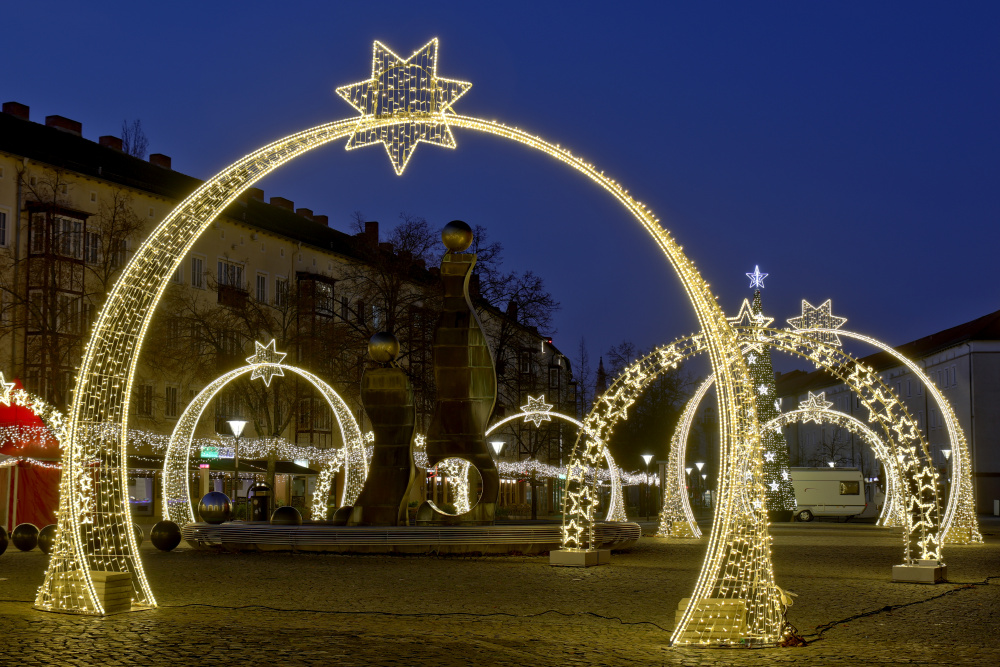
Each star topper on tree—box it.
[336,38,472,175]
[746,265,768,289]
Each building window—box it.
[549,367,559,388]
[340,297,349,320]
[274,277,288,307]
[84,231,99,263]
[316,282,334,316]
[519,351,531,374]
[191,256,205,289]
[0,210,7,247]
[906,380,911,397]
[110,239,128,269]
[134,384,154,417]
[165,386,179,419]
[172,264,184,284]
[256,273,268,303]
[217,259,244,289]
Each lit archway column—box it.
[162,363,366,526]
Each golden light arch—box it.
[161,363,367,527]
[36,39,770,647]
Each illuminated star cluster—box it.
[336,38,472,174]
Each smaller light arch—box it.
[162,363,366,525]
[485,405,626,522]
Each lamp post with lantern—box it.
[227,419,248,516]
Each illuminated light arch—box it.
[659,376,904,533]
[485,406,626,523]
[161,363,366,527]
[578,328,944,566]
[36,42,771,645]
[656,375,713,538]
[792,328,980,544]
[762,407,903,527]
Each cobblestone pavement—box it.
[1,518,998,666]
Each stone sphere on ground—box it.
[150,520,182,551]
[0,525,7,555]
[37,524,58,554]
[441,220,473,252]
[132,522,144,548]
[368,332,400,363]
[198,491,233,524]
[270,506,303,526]
[11,523,39,551]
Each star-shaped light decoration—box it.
[520,395,554,428]
[764,451,776,463]
[757,384,770,396]
[787,299,848,347]
[246,339,288,387]
[799,391,834,424]
[336,38,472,175]
[746,265,768,289]
[728,298,775,353]
[0,371,15,406]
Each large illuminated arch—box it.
[792,328,980,544]
[485,405,626,523]
[162,363,366,526]
[36,40,771,647]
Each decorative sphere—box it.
[270,506,303,526]
[198,491,233,524]
[12,523,39,551]
[37,524,58,554]
[132,523,144,548]
[150,520,182,551]
[368,332,400,363]
[441,220,473,252]
[0,526,8,555]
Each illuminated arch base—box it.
[162,363,367,527]
[36,53,772,648]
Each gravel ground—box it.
[1,517,998,666]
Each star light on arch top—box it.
[799,391,834,423]
[787,299,848,347]
[336,38,472,175]
[520,395,554,428]
[0,371,15,405]
[246,339,287,387]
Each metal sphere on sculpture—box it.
[0,525,7,555]
[150,521,182,551]
[12,523,39,551]
[198,491,233,524]
[368,332,400,363]
[441,220,473,252]
[270,506,303,526]
[37,524,58,554]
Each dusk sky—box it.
[5,1,998,375]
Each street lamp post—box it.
[227,419,248,516]
[642,454,653,521]
[695,461,705,510]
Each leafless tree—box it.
[120,119,149,159]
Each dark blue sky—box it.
[5,1,999,373]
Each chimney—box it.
[149,153,172,169]
[313,214,329,227]
[506,300,519,323]
[270,196,294,211]
[364,220,379,247]
[99,135,123,151]
[2,102,29,120]
[45,115,82,136]
[246,187,264,201]
[296,208,313,220]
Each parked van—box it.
[789,467,867,522]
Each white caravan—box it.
[789,467,867,522]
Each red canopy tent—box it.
[0,379,60,531]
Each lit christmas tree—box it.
[732,268,796,521]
